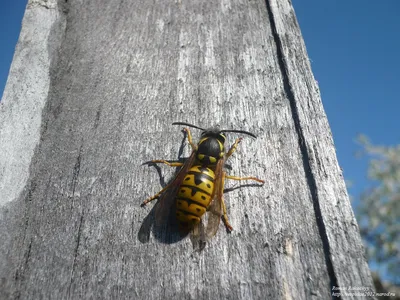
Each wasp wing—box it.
[190,219,207,251]
[154,150,196,226]
[205,158,225,239]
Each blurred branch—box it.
[354,135,400,287]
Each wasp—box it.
[141,122,264,241]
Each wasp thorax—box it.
[197,134,225,165]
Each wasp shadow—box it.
[138,130,192,244]
[137,200,191,244]
[223,183,265,194]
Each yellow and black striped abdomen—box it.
[175,165,215,228]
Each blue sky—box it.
[1,0,398,281]
[0,0,26,98]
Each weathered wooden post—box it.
[0,0,375,299]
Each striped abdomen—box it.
[175,165,215,228]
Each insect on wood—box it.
[141,122,264,244]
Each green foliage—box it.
[355,135,400,285]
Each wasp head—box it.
[197,128,226,165]
[172,122,257,165]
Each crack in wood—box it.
[13,180,38,296]
[68,212,84,296]
[94,104,102,129]
[71,145,82,198]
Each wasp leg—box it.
[219,171,264,232]
[225,174,265,184]
[226,137,243,159]
[183,128,197,151]
[151,160,184,167]
[220,172,233,232]
[220,173,264,231]
[221,197,233,232]
[141,184,172,206]
[141,160,183,206]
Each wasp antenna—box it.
[172,122,206,131]
[220,129,257,138]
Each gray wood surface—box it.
[0,0,375,299]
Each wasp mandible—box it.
[141,122,264,239]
